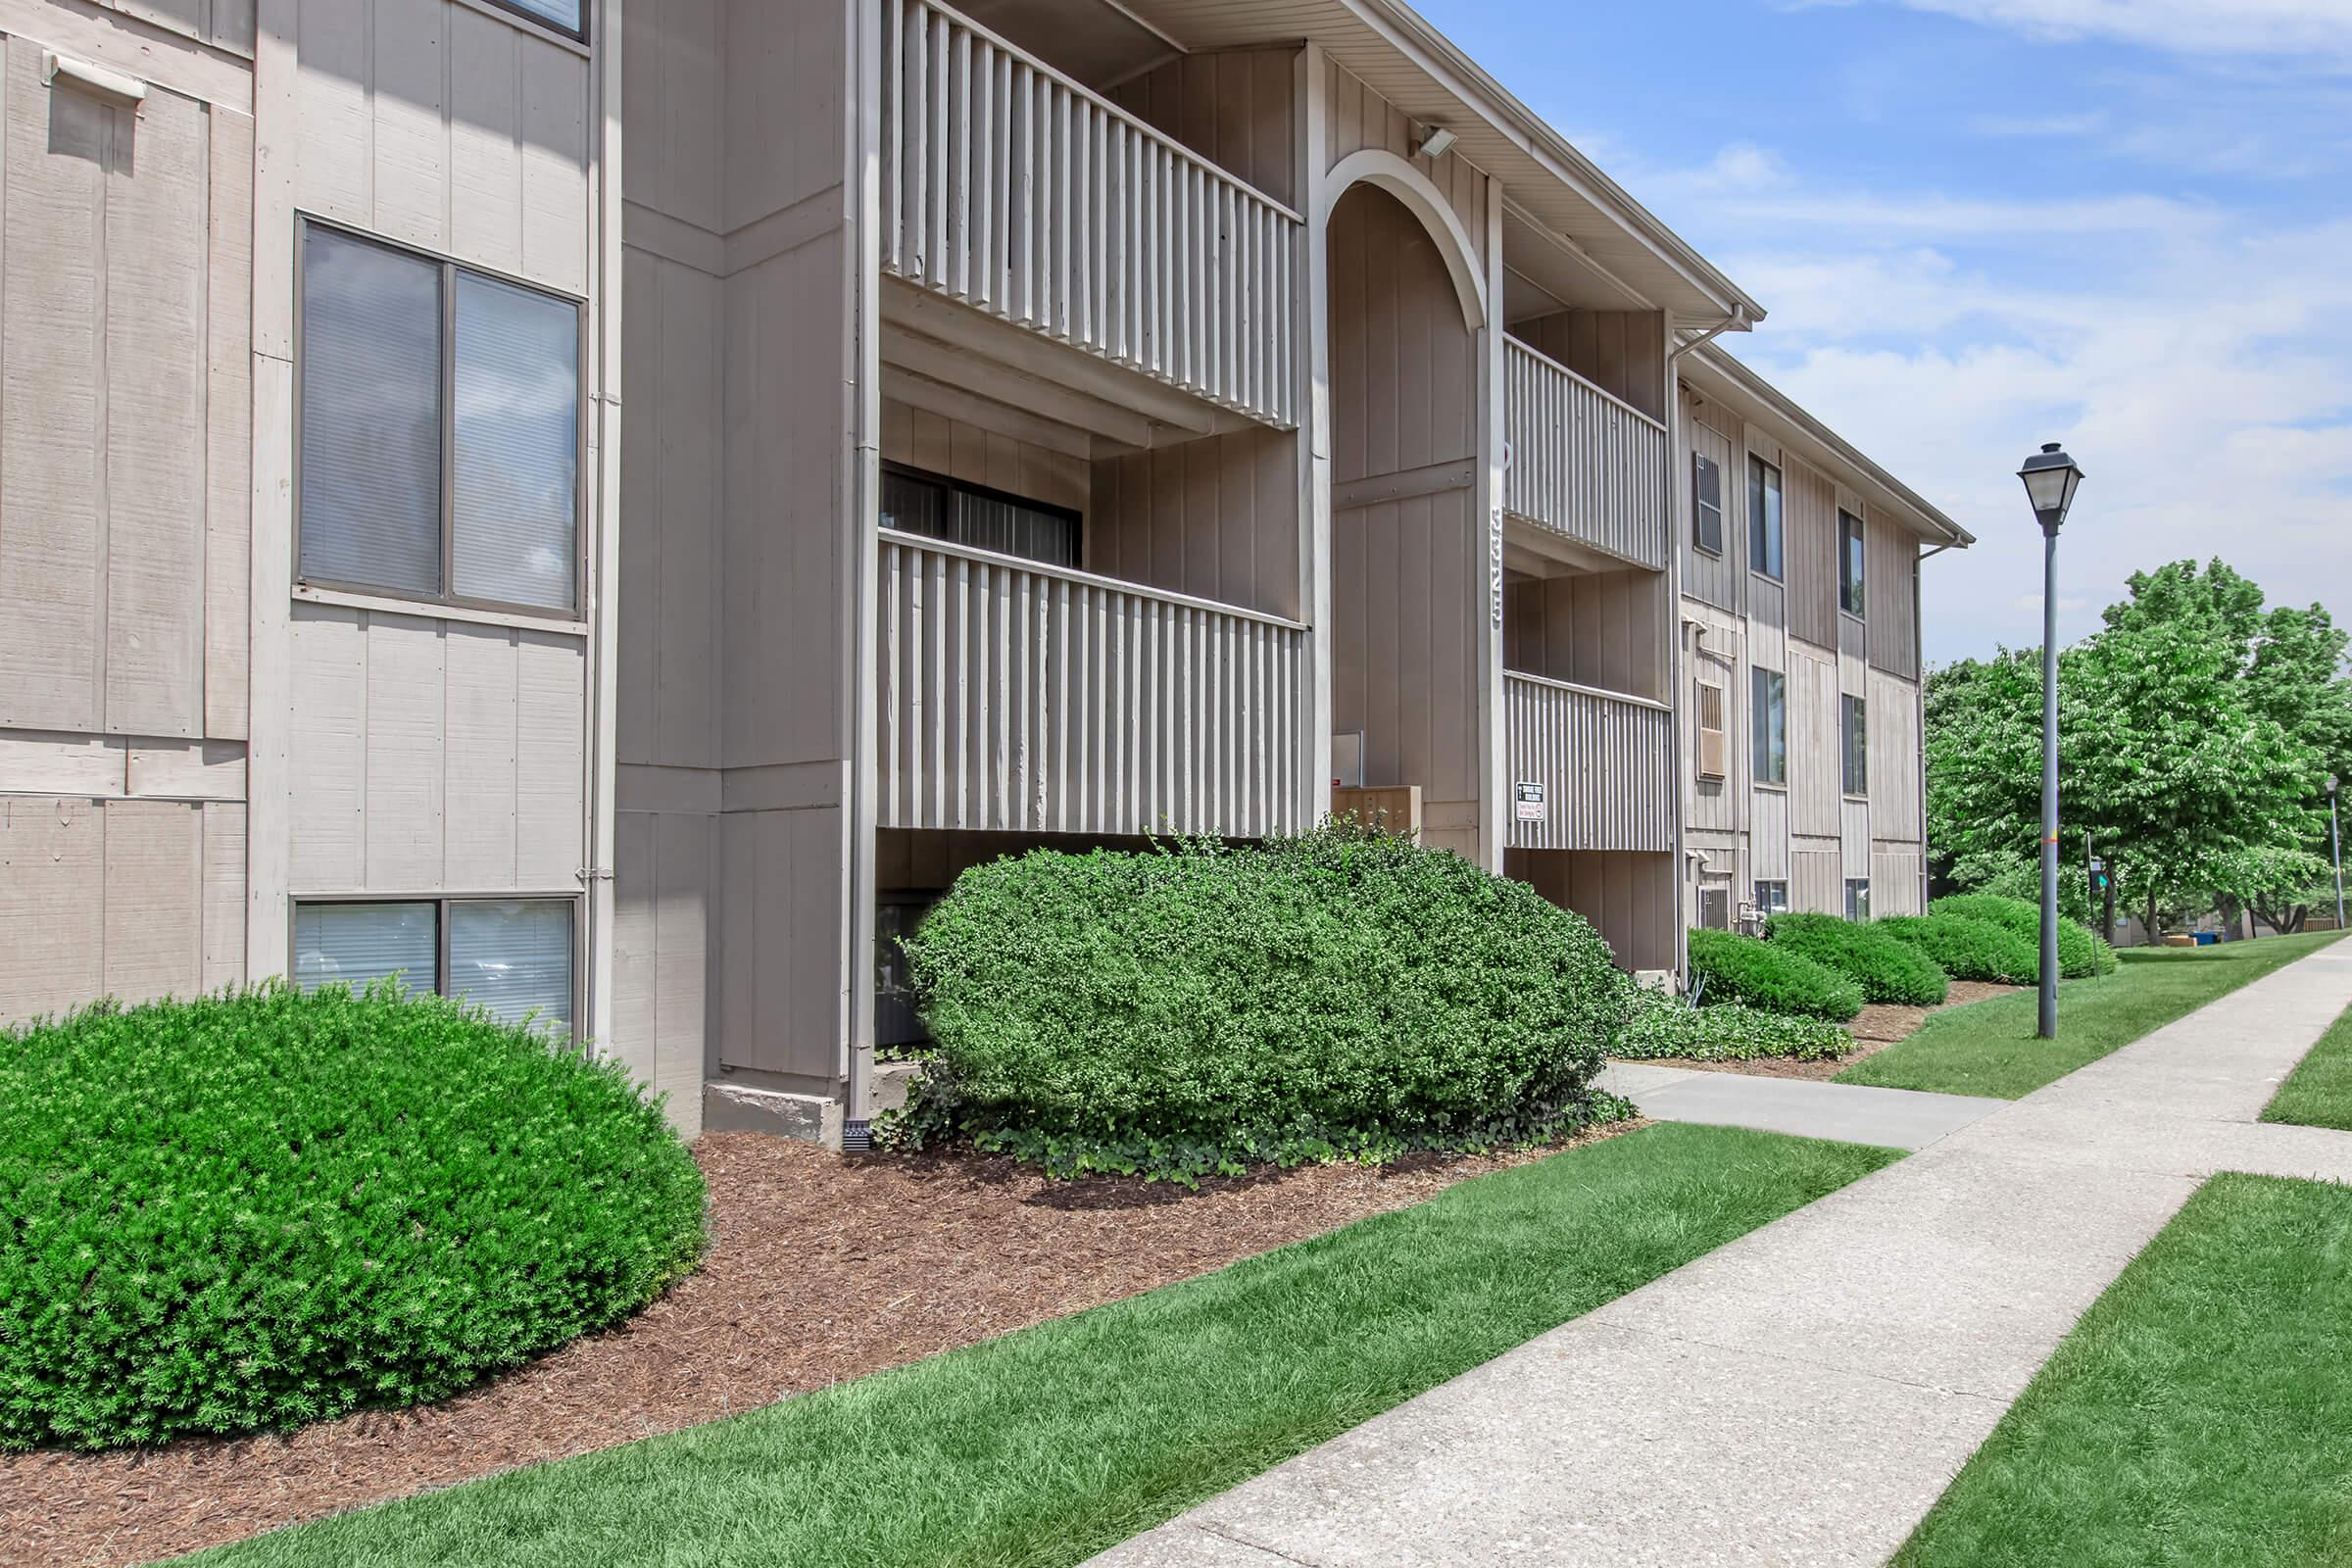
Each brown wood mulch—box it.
[1642,981,2024,1080]
[2,1122,1640,1568]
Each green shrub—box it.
[1686,928,1865,1021]
[0,983,707,1451]
[1617,997,1851,1062]
[1875,912,2038,985]
[1764,912,1948,1005]
[1931,893,2119,977]
[888,824,1635,1184]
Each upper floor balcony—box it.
[879,0,1302,430]
[1502,674,1673,855]
[1502,336,1669,571]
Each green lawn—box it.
[1894,1173,2352,1568]
[2262,1002,2352,1130]
[1836,929,2344,1099]
[182,1124,1899,1568]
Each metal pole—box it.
[2332,790,2345,930]
[2038,526,2060,1039]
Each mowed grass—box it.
[2262,1002,2352,1130]
[183,1124,1900,1568]
[1894,1173,2352,1568]
[1837,929,2344,1099]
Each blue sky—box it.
[1415,0,2352,665]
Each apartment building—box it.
[0,0,1959,1143]
[1674,347,1971,935]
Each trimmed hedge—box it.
[1765,912,1949,1006]
[1686,928,1865,1022]
[1875,912,2037,985]
[1618,998,1852,1062]
[0,983,706,1450]
[1931,893,2120,978]
[889,824,1634,1184]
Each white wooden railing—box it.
[877,535,1308,838]
[879,0,1301,429]
[1503,339,1670,569]
[1503,673,1674,853]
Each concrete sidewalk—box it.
[1090,944,2352,1568]
[1596,1061,2005,1152]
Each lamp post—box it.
[2019,443,2084,1040]
[2331,773,2345,931]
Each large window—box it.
[882,464,1081,569]
[1747,454,1784,580]
[1751,665,1788,785]
[1691,453,1724,555]
[1841,693,1869,796]
[294,898,576,1036]
[299,222,582,614]
[1839,509,1866,616]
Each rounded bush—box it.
[1764,912,1948,1006]
[0,983,707,1451]
[892,824,1634,1183]
[1874,912,2037,985]
[1931,893,2119,977]
[1687,928,1864,1022]
[1618,998,1850,1062]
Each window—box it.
[294,897,576,1035]
[1845,879,1873,921]
[1691,453,1724,555]
[882,464,1081,569]
[1751,665,1787,785]
[1747,454,1784,579]
[487,0,584,38]
[1838,510,1866,616]
[1698,886,1732,931]
[1753,880,1789,918]
[875,891,943,1049]
[1841,693,1869,796]
[299,222,582,614]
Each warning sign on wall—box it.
[1514,781,1545,822]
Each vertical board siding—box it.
[1090,424,1298,619]
[877,536,1303,838]
[1785,458,1839,649]
[1791,843,1841,914]
[1105,47,1298,210]
[0,47,252,742]
[1788,640,1840,839]
[1866,507,1921,679]
[1321,56,1486,272]
[611,809,714,1135]
[883,395,1089,514]
[287,603,585,893]
[1504,567,1666,701]
[1867,666,1924,844]
[878,0,1299,427]
[1751,786,1788,878]
[1502,339,1667,570]
[1502,674,1673,854]
[0,796,244,1026]
[1679,394,1744,613]
[1512,311,1667,423]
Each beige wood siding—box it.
[1091,426,1298,619]
[1682,600,1745,836]
[1788,637,1840,839]
[1842,796,1870,879]
[1679,391,1744,613]
[885,395,1090,517]
[1784,457,1838,650]
[0,44,250,742]
[287,603,584,894]
[1866,505,1921,679]
[1501,338,1667,569]
[1322,57,1486,272]
[1867,665,1923,844]
[0,796,244,1026]
[612,810,714,1137]
[1751,785,1788,879]
[1790,839,1841,914]
[1871,848,1924,915]
[1506,847,1676,973]
[1106,46,1298,208]
[1511,311,1665,422]
[1505,569,1665,701]
[1502,675,1672,854]
[715,802,848,1085]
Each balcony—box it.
[1503,673,1673,853]
[1503,338,1669,569]
[876,534,1308,838]
[879,0,1302,430]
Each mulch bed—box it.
[2,1122,1639,1568]
[1645,981,2023,1080]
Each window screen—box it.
[880,463,1081,569]
[293,902,438,997]
[1692,453,1724,555]
[1839,510,1866,616]
[300,228,443,596]
[1751,666,1788,785]
[1747,455,1784,580]
[1842,694,1869,796]
[449,900,574,1033]
[453,272,579,612]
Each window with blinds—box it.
[299,221,582,614]
[1692,453,1724,555]
[881,464,1082,570]
[294,897,577,1036]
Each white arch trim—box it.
[1321,149,1488,331]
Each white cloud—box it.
[1865,0,2352,62]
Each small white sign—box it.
[1514,781,1545,821]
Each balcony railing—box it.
[1503,672,1673,853]
[877,534,1308,838]
[1503,339,1669,569]
[879,0,1301,429]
